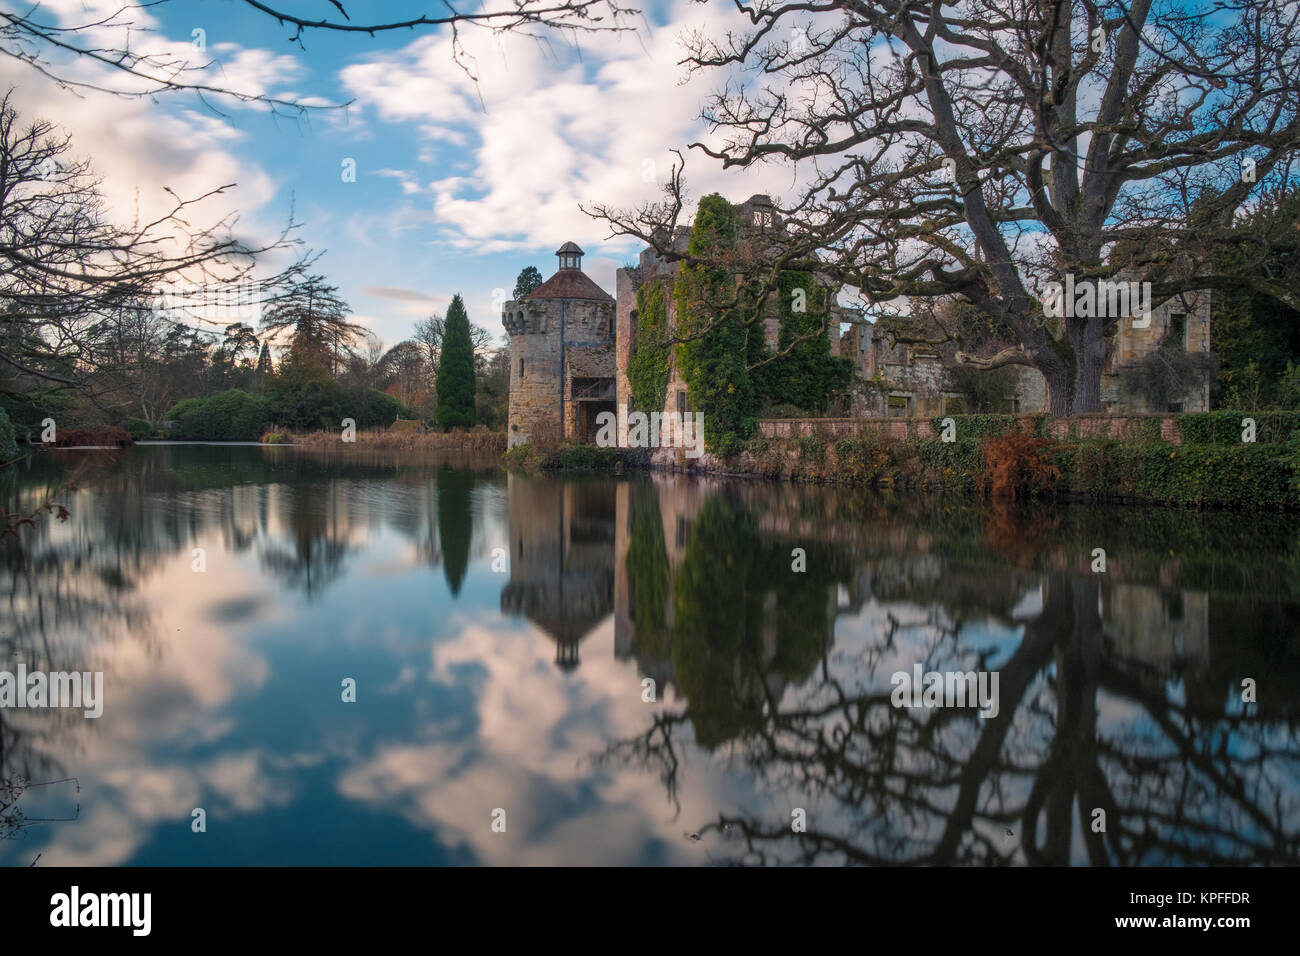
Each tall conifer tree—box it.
[435,293,477,428]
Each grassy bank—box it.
[270,428,506,453]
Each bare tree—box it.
[588,0,1300,415]
[0,0,638,115]
[412,314,445,373]
[0,92,295,415]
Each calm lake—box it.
[2,443,1297,865]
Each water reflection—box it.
[1,445,1297,865]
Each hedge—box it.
[1053,440,1296,508]
[1177,410,1300,446]
[774,431,1300,508]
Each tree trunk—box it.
[1069,316,1105,414]
[1036,348,1070,418]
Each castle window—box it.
[677,390,687,413]
[1169,313,1186,349]
[752,209,773,228]
[519,357,525,378]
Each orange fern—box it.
[979,432,1062,500]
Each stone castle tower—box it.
[503,242,616,447]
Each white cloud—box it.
[340,9,793,255]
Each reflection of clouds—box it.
[200,753,296,814]
[1,544,287,865]
[336,617,748,864]
[38,749,307,866]
[88,551,275,746]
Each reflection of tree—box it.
[606,485,1300,865]
[258,483,353,599]
[437,466,473,596]
[1,775,80,846]
[624,484,670,659]
[1,454,160,820]
[668,492,852,750]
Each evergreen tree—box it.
[435,293,477,428]
[255,341,275,385]
[1202,186,1300,407]
[513,266,544,300]
[261,273,360,377]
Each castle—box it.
[502,240,618,448]
[503,195,839,449]
[503,195,1212,445]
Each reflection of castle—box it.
[1101,582,1209,673]
[612,478,855,697]
[499,474,615,670]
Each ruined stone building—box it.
[504,196,840,448]
[504,203,1213,447]
[838,291,1212,417]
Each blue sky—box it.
[5,0,787,349]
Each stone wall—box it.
[759,413,1184,443]
[614,267,637,415]
[504,300,564,447]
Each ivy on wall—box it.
[675,194,757,455]
[626,193,855,452]
[627,280,670,415]
[750,270,852,413]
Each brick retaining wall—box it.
[758,414,1183,444]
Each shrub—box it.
[265,375,411,432]
[503,442,641,471]
[122,418,154,441]
[798,435,825,462]
[1050,438,1295,508]
[915,436,981,488]
[260,431,289,444]
[167,389,272,441]
[0,408,18,463]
